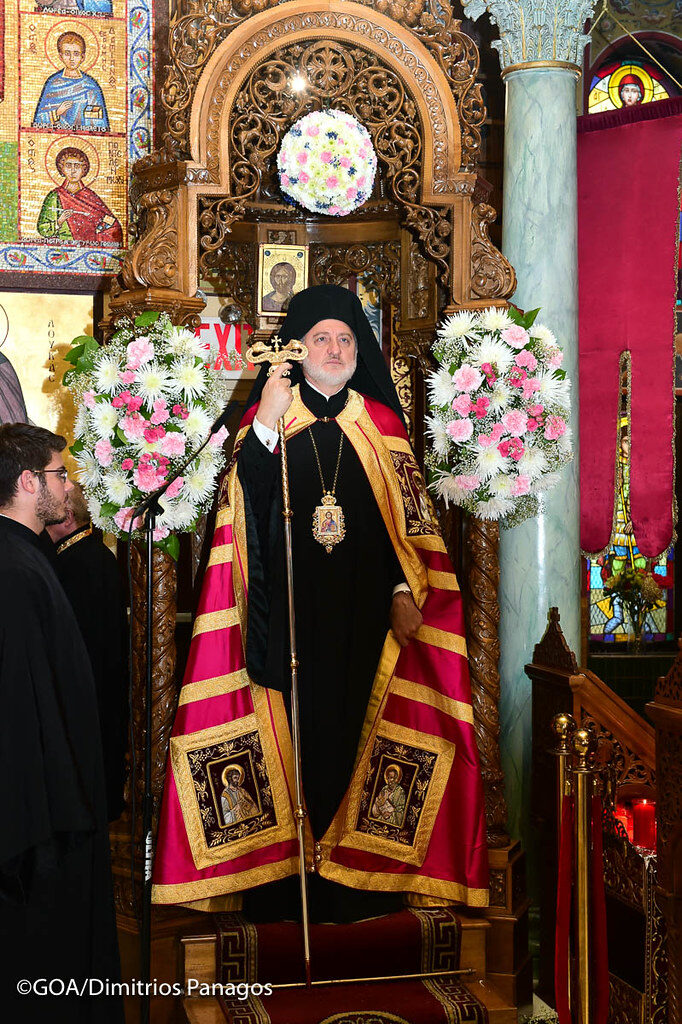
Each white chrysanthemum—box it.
[90,401,119,439]
[489,474,514,496]
[159,498,196,530]
[476,496,514,519]
[516,446,549,481]
[74,404,88,438]
[427,367,457,409]
[170,359,207,401]
[469,335,514,373]
[74,450,101,487]
[530,323,557,347]
[433,473,469,507]
[183,406,212,441]
[532,471,561,493]
[426,416,451,458]
[136,362,171,404]
[165,325,206,359]
[437,310,479,341]
[103,470,132,505]
[488,384,510,413]
[536,371,571,409]
[475,445,507,481]
[479,306,513,332]
[184,465,216,501]
[94,354,122,394]
[86,493,103,526]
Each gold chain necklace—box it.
[308,426,346,554]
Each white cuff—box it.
[392,582,411,597]
[253,416,279,452]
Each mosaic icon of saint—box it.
[220,765,259,827]
[37,147,122,245]
[371,764,407,827]
[35,0,113,13]
[33,32,110,132]
[618,73,644,107]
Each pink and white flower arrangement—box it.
[63,311,231,558]
[277,109,377,217]
[425,305,572,525]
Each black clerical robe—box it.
[53,525,128,821]
[0,516,123,1023]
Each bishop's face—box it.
[302,318,357,395]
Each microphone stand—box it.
[130,405,234,1024]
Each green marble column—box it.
[462,0,596,842]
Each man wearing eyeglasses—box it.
[0,423,123,1023]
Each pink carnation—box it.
[296,151,308,164]
[114,507,143,532]
[515,349,538,371]
[281,174,290,187]
[299,172,310,184]
[498,438,524,461]
[544,415,567,441]
[501,325,530,349]
[357,176,366,188]
[306,125,319,137]
[547,348,564,369]
[510,474,531,496]
[473,397,490,420]
[126,338,155,370]
[119,370,136,385]
[144,425,166,444]
[94,438,114,467]
[451,394,474,416]
[209,425,228,447]
[501,410,528,437]
[151,399,169,425]
[326,175,339,188]
[134,462,162,493]
[165,476,184,499]
[153,526,170,541]
[128,396,143,412]
[346,187,357,200]
[452,365,484,393]
[328,206,341,216]
[159,432,186,457]
[83,390,96,409]
[121,413,147,441]
[453,474,480,491]
[340,157,351,168]
[521,378,541,401]
[121,458,134,471]
[321,151,332,164]
[446,418,474,442]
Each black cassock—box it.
[53,526,128,822]
[237,380,405,922]
[0,516,123,1023]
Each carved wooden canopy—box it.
[110,0,515,324]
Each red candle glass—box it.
[632,799,656,849]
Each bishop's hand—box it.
[257,362,293,430]
[390,590,423,647]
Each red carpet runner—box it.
[214,909,488,1023]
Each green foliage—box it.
[134,311,161,328]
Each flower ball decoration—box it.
[277,109,378,217]
[425,305,573,526]
[64,311,232,559]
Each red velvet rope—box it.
[555,794,574,1024]
[591,794,609,1024]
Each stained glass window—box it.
[588,60,672,114]
[587,418,675,643]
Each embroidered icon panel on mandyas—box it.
[0,0,153,275]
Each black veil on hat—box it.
[245,285,405,422]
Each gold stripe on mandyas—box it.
[427,568,460,592]
[152,856,301,906]
[56,524,92,554]
[215,507,232,529]
[177,669,250,707]
[207,543,233,568]
[391,677,474,726]
[501,60,581,78]
[415,624,467,657]
[192,606,240,638]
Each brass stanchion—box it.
[552,713,576,1017]
[572,727,597,1024]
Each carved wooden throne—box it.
[107,0,530,1011]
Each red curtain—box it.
[578,98,682,557]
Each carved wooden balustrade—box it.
[529,607,667,1024]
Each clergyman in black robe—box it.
[47,483,128,821]
[0,423,123,1023]
[238,286,424,922]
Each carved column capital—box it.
[461,0,597,71]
